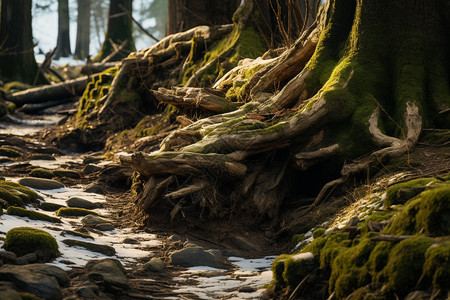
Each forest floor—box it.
[1,108,449,299]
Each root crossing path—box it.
[0,116,279,300]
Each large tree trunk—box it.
[166,0,240,35]
[54,0,72,59]
[0,0,45,84]
[74,0,91,60]
[94,0,135,62]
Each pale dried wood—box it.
[295,144,340,171]
[164,181,208,200]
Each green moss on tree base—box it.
[3,227,59,261]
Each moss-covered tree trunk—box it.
[0,0,44,84]
[94,0,135,62]
[54,0,72,59]
[166,0,240,35]
[74,0,91,60]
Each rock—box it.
[184,242,200,248]
[8,136,26,147]
[0,147,21,158]
[29,154,56,160]
[6,206,61,223]
[0,264,63,300]
[0,251,17,264]
[29,168,54,179]
[76,285,100,298]
[16,253,37,265]
[167,234,182,242]
[229,234,260,252]
[86,259,129,292]
[56,207,99,217]
[83,156,103,164]
[221,249,241,257]
[66,197,98,209]
[22,264,69,287]
[60,230,94,240]
[84,183,104,194]
[19,177,64,190]
[81,214,110,226]
[207,249,223,258]
[39,202,65,212]
[95,223,114,231]
[62,239,116,256]
[238,286,256,293]
[35,147,64,156]
[4,227,60,262]
[0,286,22,300]
[144,258,165,272]
[122,238,139,244]
[53,169,81,179]
[170,247,224,268]
[84,164,102,174]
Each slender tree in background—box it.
[74,0,91,59]
[0,0,45,84]
[166,0,240,35]
[54,0,71,59]
[94,0,135,62]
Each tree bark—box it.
[74,0,91,60]
[54,0,72,59]
[166,0,240,35]
[0,0,44,84]
[94,0,135,62]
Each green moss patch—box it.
[385,177,436,207]
[39,202,65,212]
[6,207,61,223]
[29,168,55,179]
[422,241,450,289]
[3,227,59,261]
[0,180,40,205]
[56,207,98,217]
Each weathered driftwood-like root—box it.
[120,151,247,179]
[152,87,241,114]
[295,144,340,171]
[6,76,90,107]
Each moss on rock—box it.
[422,241,450,289]
[6,206,61,223]
[29,168,55,179]
[0,180,40,205]
[0,146,21,157]
[3,227,59,261]
[56,207,98,217]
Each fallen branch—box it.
[370,234,412,242]
[6,76,90,107]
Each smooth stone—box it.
[122,238,139,244]
[62,239,116,256]
[86,259,129,292]
[0,251,17,264]
[39,202,65,212]
[84,164,102,174]
[66,197,97,209]
[21,264,69,287]
[94,223,114,231]
[76,285,99,298]
[30,154,56,160]
[84,183,104,194]
[81,215,110,226]
[0,264,62,300]
[19,177,64,190]
[144,258,165,272]
[16,253,37,265]
[238,286,256,293]
[170,247,224,268]
[8,136,26,147]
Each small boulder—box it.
[39,202,65,212]
[0,264,63,300]
[53,169,81,179]
[19,177,64,190]
[170,247,224,268]
[85,259,129,292]
[0,286,21,300]
[0,251,17,264]
[66,197,98,209]
[56,207,99,217]
[84,164,102,174]
[16,253,37,265]
[84,183,104,194]
[3,227,60,262]
[95,223,114,231]
[62,239,116,256]
[6,206,61,223]
[22,264,69,287]
[81,214,110,226]
[144,258,165,272]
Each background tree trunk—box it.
[0,0,44,84]
[94,0,135,62]
[74,0,91,60]
[166,0,240,35]
[54,0,72,59]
